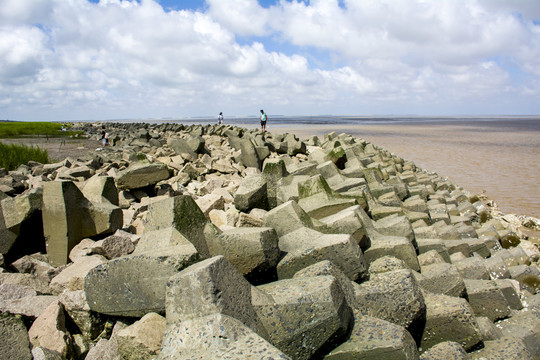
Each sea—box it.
[110,115,540,218]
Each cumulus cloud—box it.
[0,0,539,120]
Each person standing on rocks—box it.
[218,112,224,125]
[100,126,109,147]
[260,109,267,132]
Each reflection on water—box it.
[272,120,540,218]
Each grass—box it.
[0,121,83,138]
[0,142,50,171]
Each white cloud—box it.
[0,0,539,120]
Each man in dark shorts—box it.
[260,109,267,132]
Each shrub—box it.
[0,142,49,171]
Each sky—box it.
[1,0,540,121]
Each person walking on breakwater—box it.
[100,126,109,147]
[260,109,267,132]
[218,112,224,125]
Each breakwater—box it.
[0,122,539,359]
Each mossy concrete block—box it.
[210,227,280,283]
[508,265,540,294]
[158,314,290,360]
[325,313,419,360]
[233,174,268,212]
[0,312,32,360]
[353,269,426,336]
[85,251,199,317]
[277,233,366,281]
[416,263,466,298]
[421,292,481,351]
[255,276,352,360]
[165,256,267,338]
[144,195,216,258]
[464,279,511,321]
[116,162,170,190]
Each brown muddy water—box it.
[271,118,540,219]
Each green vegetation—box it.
[0,121,83,138]
[0,142,49,171]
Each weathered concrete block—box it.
[0,312,33,360]
[416,238,451,263]
[368,255,408,274]
[496,311,540,358]
[421,292,482,351]
[58,290,105,340]
[82,175,119,206]
[165,256,267,338]
[416,262,466,298]
[0,189,43,261]
[453,256,490,280]
[363,237,420,272]
[116,313,166,360]
[116,161,170,190]
[485,255,511,280]
[85,251,199,317]
[167,137,197,161]
[325,313,418,360]
[292,260,357,310]
[419,341,466,360]
[353,269,425,338]
[49,255,107,295]
[263,200,315,237]
[494,279,523,310]
[158,314,290,360]
[464,279,511,321]
[233,174,268,212]
[28,300,73,359]
[209,227,280,283]
[144,195,218,258]
[254,276,352,360]
[42,181,122,266]
[319,205,367,248]
[31,347,63,360]
[239,138,261,169]
[373,215,415,244]
[277,233,366,281]
[508,265,540,294]
[468,336,534,360]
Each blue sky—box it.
[1,0,540,121]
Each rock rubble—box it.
[0,121,539,359]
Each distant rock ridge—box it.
[0,121,539,359]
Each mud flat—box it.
[0,121,539,360]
